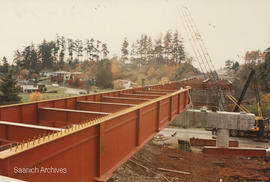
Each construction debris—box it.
[111,140,270,182]
[157,168,191,175]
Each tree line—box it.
[0,30,188,105]
[120,30,185,66]
[12,35,110,75]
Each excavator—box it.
[227,67,270,138]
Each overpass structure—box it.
[0,80,191,182]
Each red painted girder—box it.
[76,101,134,113]
[203,147,266,157]
[119,93,160,99]
[134,91,168,95]
[149,89,176,93]
[190,138,239,147]
[101,96,149,104]
[38,107,109,125]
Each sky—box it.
[0,0,270,69]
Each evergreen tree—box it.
[13,50,23,66]
[85,39,91,61]
[74,39,83,62]
[172,30,185,63]
[163,30,173,63]
[52,39,59,67]
[0,70,21,104]
[95,59,113,88]
[146,37,154,64]
[58,36,66,70]
[1,56,9,73]
[130,43,137,63]
[21,44,41,74]
[121,38,129,63]
[93,40,101,62]
[232,61,240,72]
[258,48,270,91]
[101,43,109,58]
[68,38,74,61]
[38,40,54,70]
[89,38,95,61]
[154,35,164,65]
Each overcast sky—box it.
[0,0,270,69]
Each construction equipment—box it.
[228,68,270,138]
[179,5,226,111]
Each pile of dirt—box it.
[110,141,270,182]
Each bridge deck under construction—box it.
[0,81,190,182]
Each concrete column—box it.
[216,128,229,147]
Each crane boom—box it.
[179,6,225,110]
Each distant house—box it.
[40,71,54,77]
[50,71,71,83]
[18,79,46,93]
[114,80,133,89]
[69,72,83,81]
[52,71,71,80]
[21,85,39,93]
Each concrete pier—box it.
[216,128,229,147]
[183,109,255,147]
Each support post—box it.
[136,109,142,146]
[177,93,181,114]
[156,101,161,131]
[216,128,229,147]
[169,96,173,120]
[97,122,105,177]
[184,91,187,110]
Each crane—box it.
[178,5,226,110]
[227,68,270,138]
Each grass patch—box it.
[19,86,76,103]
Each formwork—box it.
[0,81,190,182]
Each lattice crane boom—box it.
[179,5,226,110]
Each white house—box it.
[21,85,39,93]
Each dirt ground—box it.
[109,141,270,182]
